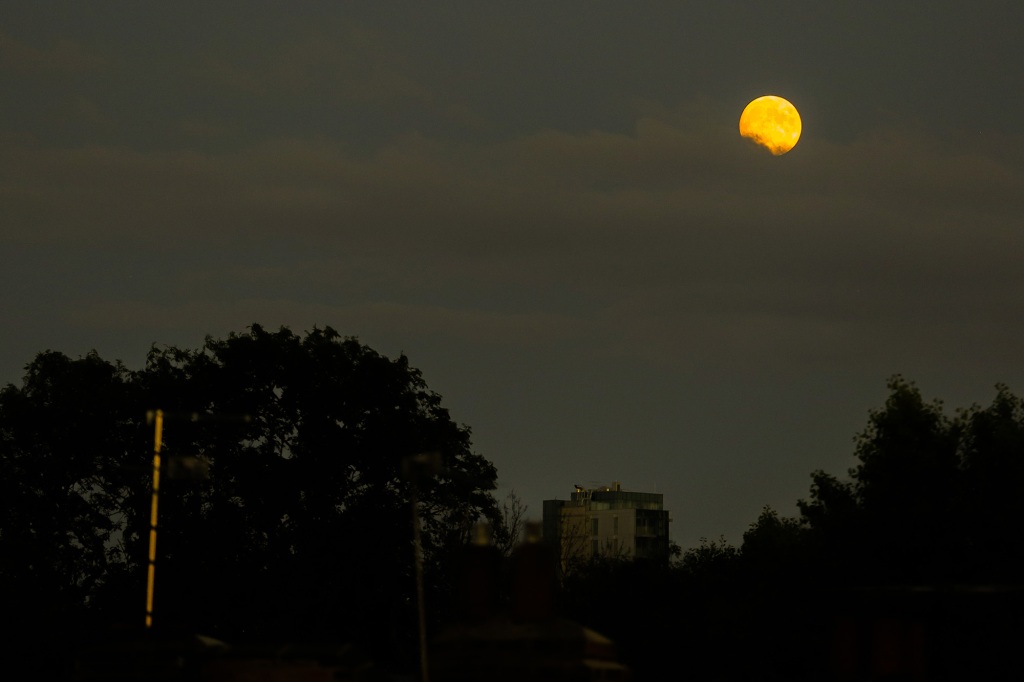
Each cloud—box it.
[0,32,106,75]
[5,101,1024,377]
[192,23,461,114]
[67,298,589,350]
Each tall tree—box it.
[956,384,1024,581]
[779,376,1024,585]
[0,351,139,602]
[850,376,962,581]
[0,325,499,667]
[0,350,145,674]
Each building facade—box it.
[542,482,671,573]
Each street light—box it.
[144,410,164,630]
[143,409,248,631]
[402,451,442,682]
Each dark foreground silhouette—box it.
[3,327,1023,679]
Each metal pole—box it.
[145,409,164,629]
[411,483,429,682]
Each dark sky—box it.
[3,2,1024,548]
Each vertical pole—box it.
[411,484,429,682]
[145,409,164,629]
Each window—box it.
[613,516,619,535]
[591,518,599,536]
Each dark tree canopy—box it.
[779,375,1024,585]
[0,325,499,668]
[563,377,1024,682]
[0,351,138,626]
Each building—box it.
[542,482,670,573]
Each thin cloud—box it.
[0,32,106,75]
[67,298,589,349]
[5,101,1023,380]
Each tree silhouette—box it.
[561,377,1024,681]
[492,489,529,559]
[957,384,1024,582]
[0,350,146,676]
[0,325,499,669]
[787,375,1024,585]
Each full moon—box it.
[739,95,802,155]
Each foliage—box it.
[558,377,1024,680]
[734,375,1024,586]
[739,506,808,584]
[0,352,142,625]
[678,535,740,579]
[956,384,1024,581]
[492,489,529,559]
[0,325,499,666]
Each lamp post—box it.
[142,409,246,631]
[402,451,442,682]
[144,410,164,630]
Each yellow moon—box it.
[739,95,802,155]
